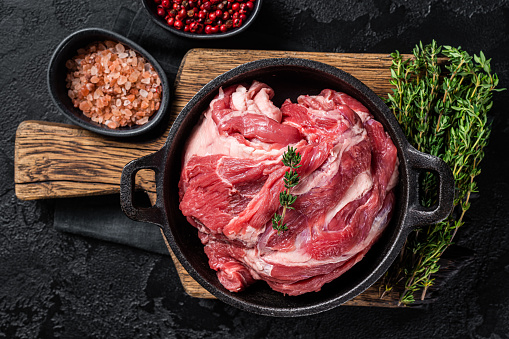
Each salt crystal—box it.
[125,81,131,90]
[144,63,150,72]
[106,120,117,129]
[140,89,148,98]
[116,99,122,106]
[118,53,128,59]
[124,100,130,106]
[103,53,111,62]
[115,43,125,53]
[80,100,93,112]
[90,66,98,75]
[94,88,104,99]
[117,75,127,85]
[128,71,140,82]
[79,101,89,111]
[137,117,149,125]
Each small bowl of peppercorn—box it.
[141,0,262,39]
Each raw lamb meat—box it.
[178,81,399,296]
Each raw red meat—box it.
[179,81,399,296]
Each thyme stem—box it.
[272,146,302,234]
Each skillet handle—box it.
[120,149,166,227]
[405,147,455,229]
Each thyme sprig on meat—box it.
[380,41,504,305]
[272,146,302,234]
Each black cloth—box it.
[54,194,169,255]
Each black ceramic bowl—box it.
[48,28,170,138]
[120,58,454,316]
[141,0,262,39]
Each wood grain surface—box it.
[15,49,403,306]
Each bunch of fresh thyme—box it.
[272,146,302,234]
[381,40,504,304]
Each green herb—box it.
[380,41,504,305]
[272,146,302,234]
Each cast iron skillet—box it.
[120,58,454,317]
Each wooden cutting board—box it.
[15,49,403,306]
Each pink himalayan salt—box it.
[65,40,162,129]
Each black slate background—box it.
[1,0,509,338]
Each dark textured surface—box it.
[1,0,509,337]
